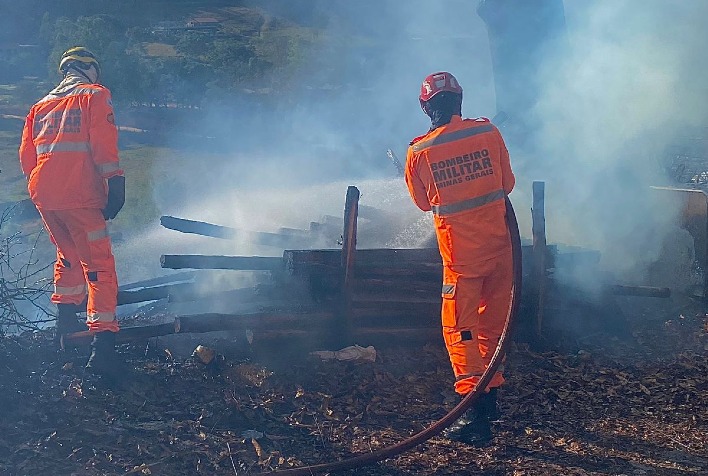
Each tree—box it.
[47,15,127,78]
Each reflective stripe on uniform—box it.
[455,372,485,381]
[432,189,504,216]
[87,311,116,323]
[36,141,90,154]
[455,365,505,382]
[413,124,494,152]
[87,227,108,241]
[54,284,87,296]
[97,162,120,175]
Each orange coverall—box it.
[405,115,515,394]
[19,81,123,333]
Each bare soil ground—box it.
[0,293,706,476]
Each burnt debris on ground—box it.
[0,295,706,476]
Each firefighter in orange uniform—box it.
[19,47,125,378]
[405,72,515,445]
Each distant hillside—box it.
[0,1,336,107]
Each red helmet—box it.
[419,71,463,105]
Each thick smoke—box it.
[530,0,708,282]
[119,0,707,295]
[121,0,498,284]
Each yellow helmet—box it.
[59,46,101,77]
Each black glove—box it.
[102,175,125,220]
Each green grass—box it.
[0,127,26,202]
[111,145,164,233]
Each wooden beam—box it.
[531,181,547,338]
[336,186,360,347]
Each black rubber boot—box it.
[85,331,122,381]
[479,388,500,422]
[443,396,493,446]
[56,303,86,338]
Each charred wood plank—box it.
[531,181,547,338]
[117,282,199,305]
[62,311,333,346]
[160,254,283,270]
[336,186,360,347]
[62,322,177,347]
[160,215,238,239]
[341,186,360,273]
[119,283,277,306]
[160,215,311,247]
[119,271,196,291]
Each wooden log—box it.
[62,322,177,347]
[117,282,199,305]
[63,311,334,347]
[160,254,283,270]
[160,215,238,239]
[336,186,360,347]
[119,271,196,291]
[341,186,360,274]
[531,181,547,338]
[120,283,285,306]
[160,215,311,248]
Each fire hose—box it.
[259,196,523,475]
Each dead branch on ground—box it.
[0,204,53,334]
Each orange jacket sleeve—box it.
[19,110,37,179]
[404,145,432,212]
[496,127,515,194]
[89,88,123,179]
